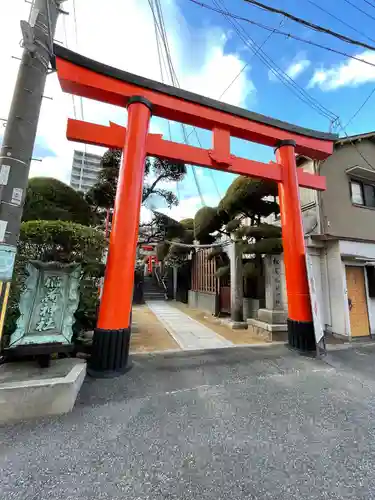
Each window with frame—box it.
[350,179,375,208]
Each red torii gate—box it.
[53,45,337,377]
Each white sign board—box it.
[0,220,7,242]
[0,164,10,185]
[11,187,23,206]
[305,252,324,344]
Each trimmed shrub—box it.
[23,177,96,226]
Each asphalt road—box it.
[2,344,375,499]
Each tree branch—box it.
[142,173,167,202]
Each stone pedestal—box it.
[243,298,265,319]
[248,255,287,334]
[257,308,287,325]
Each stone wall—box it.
[188,290,218,315]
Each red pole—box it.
[89,96,152,377]
[275,140,315,351]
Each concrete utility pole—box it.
[0,0,65,282]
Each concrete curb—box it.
[131,341,287,359]
[325,340,375,351]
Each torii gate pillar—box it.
[276,140,314,351]
[89,97,152,377]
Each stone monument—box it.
[0,261,86,422]
[9,261,81,351]
[248,255,288,337]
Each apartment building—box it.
[70,150,102,194]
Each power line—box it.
[208,170,222,199]
[361,0,375,11]
[148,0,206,206]
[213,0,337,123]
[218,63,249,101]
[151,5,181,200]
[186,17,284,144]
[72,0,79,46]
[152,0,224,205]
[216,0,336,121]
[342,0,375,22]
[243,0,375,51]
[344,87,375,129]
[217,18,282,101]
[153,11,167,84]
[165,239,232,248]
[186,0,375,69]
[71,0,84,121]
[338,120,375,171]
[62,14,78,119]
[306,0,375,44]
[71,0,87,190]
[186,124,222,198]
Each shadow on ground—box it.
[1,344,375,499]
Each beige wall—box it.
[319,141,375,241]
[326,241,348,336]
[298,158,321,235]
[299,158,316,208]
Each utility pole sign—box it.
[0,0,65,338]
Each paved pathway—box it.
[146,301,233,350]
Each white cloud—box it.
[183,46,255,106]
[1,0,254,221]
[308,50,375,90]
[29,155,72,184]
[158,194,219,221]
[285,59,311,79]
[268,53,310,83]
[268,69,279,83]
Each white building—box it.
[70,150,102,194]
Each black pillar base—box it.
[287,318,316,352]
[87,327,132,378]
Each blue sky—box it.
[2,0,375,220]
[178,0,375,132]
[147,0,375,214]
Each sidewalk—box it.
[146,301,232,350]
[173,302,270,345]
[130,305,180,353]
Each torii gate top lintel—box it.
[53,44,337,162]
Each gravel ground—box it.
[2,344,375,499]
